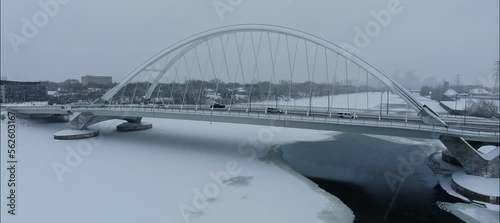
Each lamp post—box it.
[386,89,389,115]
[463,95,467,126]
[327,89,330,113]
[379,91,383,120]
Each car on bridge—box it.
[210,103,226,108]
[266,107,283,114]
[337,112,357,119]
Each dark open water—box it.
[281,133,463,223]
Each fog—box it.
[1,0,498,86]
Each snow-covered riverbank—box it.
[0,116,354,223]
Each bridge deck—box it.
[6,105,499,143]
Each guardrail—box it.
[68,105,499,137]
[7,105,499,137]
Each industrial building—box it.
[81,75,113,86]
[0,80,48,103]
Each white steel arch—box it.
[100,24,446,126]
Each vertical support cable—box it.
[219,35,232,109]
[331,53,339,115]
[206,40,218,109]
[324,47,330,114]
[285,36,299,109]
[181,52,196,109]
[355,66,361,109]
[309,43,319,113]
[170,60,181,106]
[229,33,247,110]
[366,70,369,110]
[248,32,263,111]
[194,44,211,110]
[267,32,280,106]
[345,57,350,111]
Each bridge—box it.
[4,25,500,197]
[7,104,499,144]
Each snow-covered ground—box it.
[256,92,449,114]
[412,95,448,113]
[0,115,354,223]
[441,98,500,113]
[0,101,48,108]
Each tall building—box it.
[0,80,47,103]
[81,75,112,86]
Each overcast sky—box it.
[1,0,498,85]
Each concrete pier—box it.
[116,122,152,132]
[437,135,499,206]
[54,129,100,140]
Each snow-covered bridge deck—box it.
[7,105,500,143]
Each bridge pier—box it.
[54,112,106,140]
[116,117,152,132]
[435,135,499,206]
[54,113,152,139]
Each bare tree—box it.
[467,100,499,118]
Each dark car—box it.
[266,107,283,113]
[210,103,226,108]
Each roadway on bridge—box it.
[7,104,499,143]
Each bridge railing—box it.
[9,103,493,120]
[70,105,499,137]
[7,105,499,137]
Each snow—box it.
[413,95,448,113]
[428,152,500,222]
[0,101,48,107]
[477,145,500,161]
[473,145,499,161]
[0,117,354,223]
[259,92,413,112]
[53,129,99,136]
[444,89,458,98]
[259,92,450,115]
[362,134,430,145]
[469,88,490,94]
[478,145,499,155]
[441,98,500,113]
[437,201,499,223]
[440,99,468,111]
[452,171,499,197]
[427,152,469,200]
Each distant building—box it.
[0,80,47,103]
[81,75,112,86]
[0,76,7,80]
[444,89,458,98]
[469,88,490,95]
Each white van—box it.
[337,112,357,119]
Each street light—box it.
[463,95,467,126]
